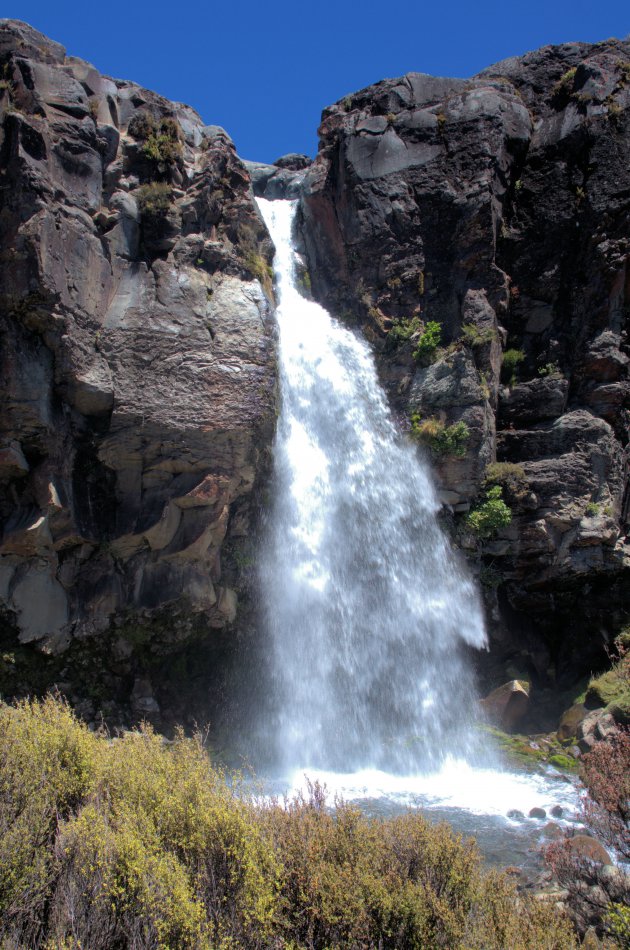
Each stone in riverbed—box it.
[529,807,546,820]
[566,835,612,865]
[541,821,563,838]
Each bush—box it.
[389,315,421,345]
[501,348,525,384]
[484,462,527,486]
[136,181,173,216]
[552,67,577,99]
[461,324,495,348]
[128,111,183,167]
[413,320,441,363]
[467,485,512,539]
[484,462,529,501]
[538,361,562,378]
[0,697,578,949]
[410,414,470,458]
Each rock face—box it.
[0,20,276,717]
[1,21,629,720]
[298,41,630,682]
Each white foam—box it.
[284,761,579,819]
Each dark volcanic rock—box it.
[0,20,277,709]
[298,40,630,682]
[244,158,308,199]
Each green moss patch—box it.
[481,725,579,773]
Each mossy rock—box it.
[557,702,587,741]
[548,754,577,770]
[480,725,578,772]
[586,665,629,709]
[607,694,630,724]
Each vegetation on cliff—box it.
[0,697,578,949]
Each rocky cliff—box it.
[1,21,628,724]
[295,41,630,692]
[0,20,276,724]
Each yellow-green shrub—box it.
[0,698,578,949]
[0,697,97,931]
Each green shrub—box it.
[538,361,562,378]
[461,324,495,348]
[484,462,526,486]
[585,653,630,720]
[389,315,421,345]
[585,501,600,517]
[501,348,525,384]
[553,67,577,98]
[136,181,173,216]
[0,697,578,949]
[143,118,183,166]
[243,249,274,299]
[128,111,183,166]
[467,485,512,539]
[484,462,528,500]
[410,414,469,458]
[413,320,441,363]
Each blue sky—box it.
[4,1,629,163]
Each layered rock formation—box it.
[297,41,630,684]
[1,20,628,720]
[0,20,276,720]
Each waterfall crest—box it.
[258,198,487,775]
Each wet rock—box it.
[550,805,564,819]
[507,809,525,820]
[541,821,563,838]
[567,835,612,866]
[529,807,546,820]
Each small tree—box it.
[466,485,512,538]
[413,320,441,363]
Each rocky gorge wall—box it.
[0,20,628,727]
[291,40,630,699]
[0,20,276,726]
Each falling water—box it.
[257,198,488,776]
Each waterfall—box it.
[257,198,487,776]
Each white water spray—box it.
[257,198,488,775]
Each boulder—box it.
[566,835,612,866]
[480,679,529,731]
[558,703,588,740]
